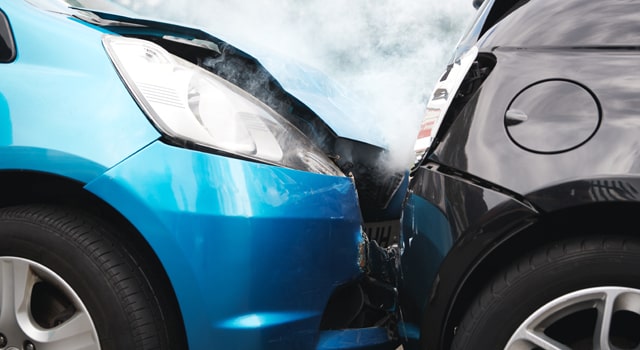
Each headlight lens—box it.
[102,35,343,176]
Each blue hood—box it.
[240,48,384,148]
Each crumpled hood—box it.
[244,49,384,148]
[207,32,387,149]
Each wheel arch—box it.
[0,169,188,345]
[438,200,640,349]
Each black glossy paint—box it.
[400,165,537,323]
[402,0,640,349]
[505,79,600,154]
[479,0,640,48]
[433,48,640,196]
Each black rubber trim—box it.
[0,9,16,63]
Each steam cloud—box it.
[116,0,475,171]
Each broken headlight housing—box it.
[103,35,343,176]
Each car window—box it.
[0,9,15,63]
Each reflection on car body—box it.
[400,0,640,349]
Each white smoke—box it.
[115,0,475,170]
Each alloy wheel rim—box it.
[506,286,640,350]
[0,257,100,350]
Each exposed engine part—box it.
[364,220,401,247]
[321,235,401,340]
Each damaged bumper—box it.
[85,140,400,349]
[318,233,401,350]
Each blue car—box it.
[0,0,405,349]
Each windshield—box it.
[25,0,135,16]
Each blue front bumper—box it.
[85,141,394,349]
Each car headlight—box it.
[102,35,343,176]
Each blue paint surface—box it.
[0,1,396,348]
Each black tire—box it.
[0,205,186,350]
[451,236,640,350]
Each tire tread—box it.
[0,205,173,349]
[451,235,640,349]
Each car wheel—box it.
[451,236,640,350]
[0,205,184,350]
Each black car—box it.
[400,0,640,349]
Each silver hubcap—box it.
[0,257,100,350]
[506,287,640,350]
